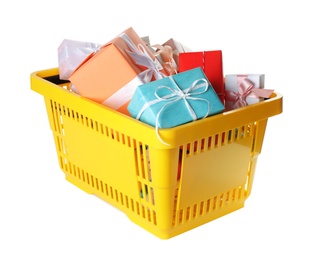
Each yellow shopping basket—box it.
[30,68,283,239]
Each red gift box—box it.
[178,50,225,103]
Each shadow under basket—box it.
[30,68,283,239]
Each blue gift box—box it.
[127,67,224,129]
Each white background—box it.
[1,1,309,259]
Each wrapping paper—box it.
[58,39,102,80]
[179,50,225,103]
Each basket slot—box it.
[134,144,150,179]
[136,145,155,206]
[50,100,62,134]
[141,206,157,224]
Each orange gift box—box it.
[69,27,166,115]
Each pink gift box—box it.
[224,74,274,111]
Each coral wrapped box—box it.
[69,27,166,115]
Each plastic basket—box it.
[30,68,283,239]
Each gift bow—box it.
[225,76,274,109]
[136,77,210,146]
[152,44,178,76]
[118,33,166,83]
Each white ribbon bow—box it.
[136,77,211,146]
[118,33,166,83]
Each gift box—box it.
[69,27,167,115]
[152,44,178,76]
[142,37,178,76]
[178,50,225,104]
[58,39,102,80]
[128,67,225,136]
[224,74,274,111]
[162,38,191,68]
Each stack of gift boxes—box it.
[58,27,274,141]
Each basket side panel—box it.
[63,118,140,199]
[43,96,143,201]
[177,123,256,209]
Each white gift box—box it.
[58,39,102,80]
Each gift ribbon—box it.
[118,33,166,82]
[136,77,210,146]
[102,75,144,110]
[152,44,178,76]
[225,75,274,109]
